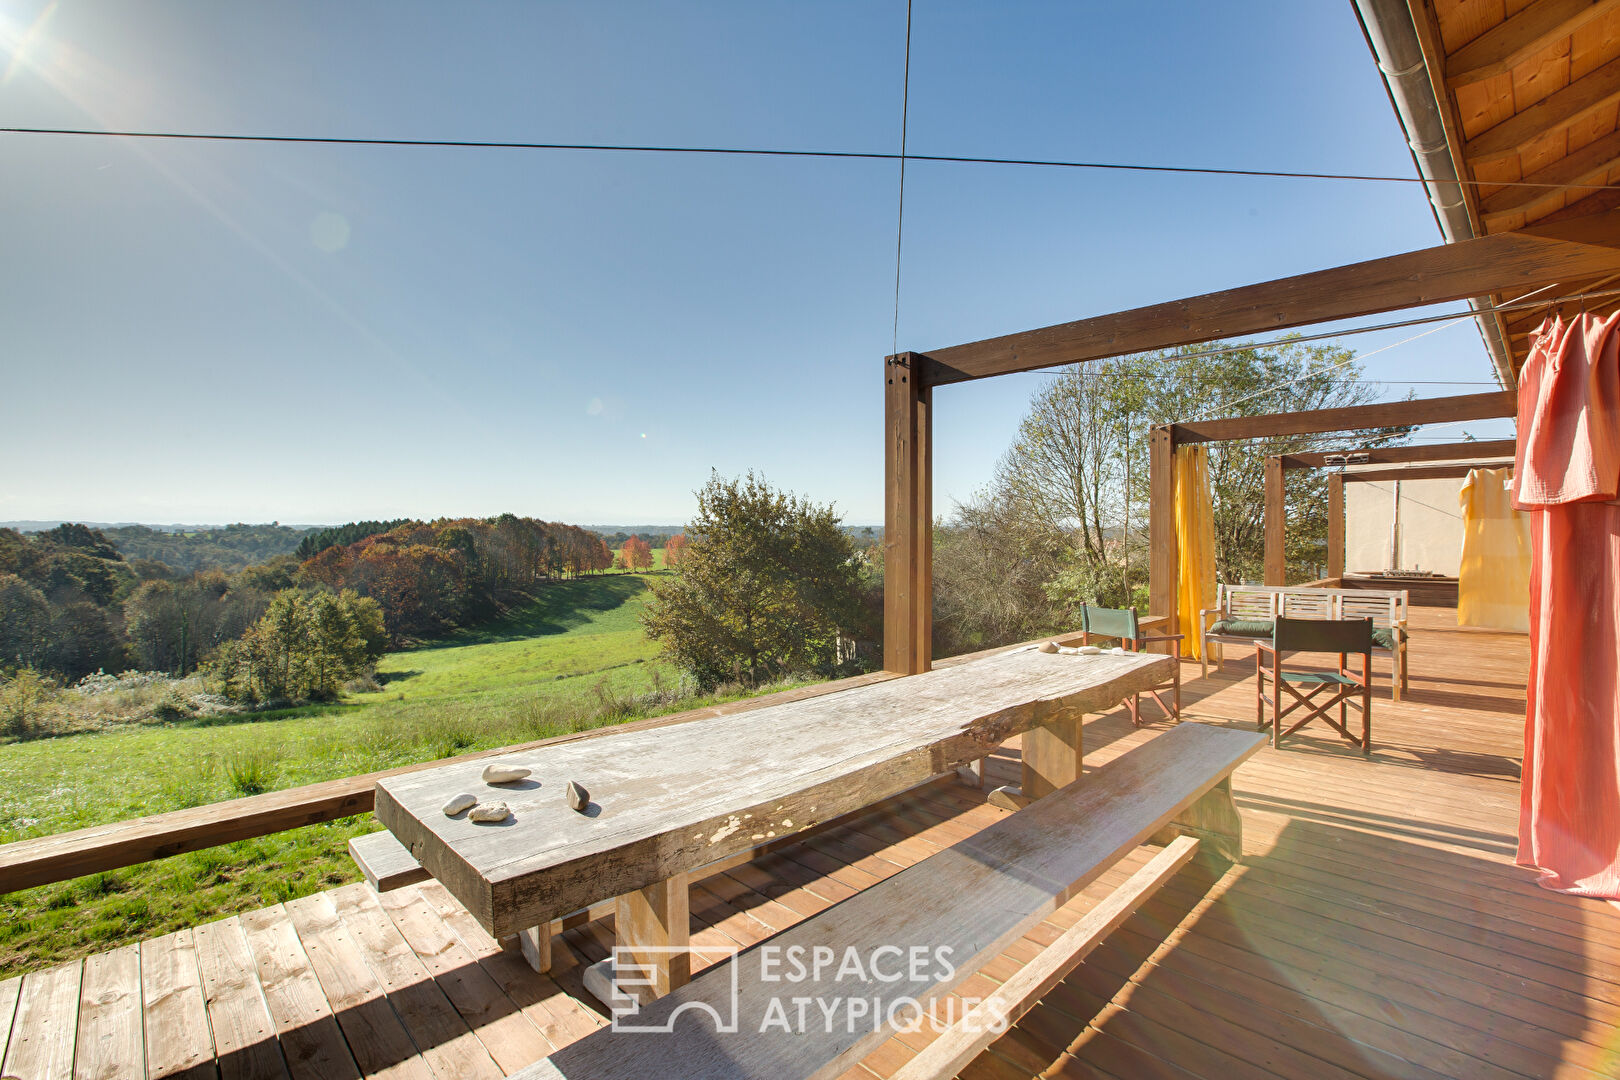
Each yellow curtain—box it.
[1174,445,1217,659]
[1458,467,1531,633]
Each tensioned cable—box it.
[7,123,1620,194]
[890,0,913,358]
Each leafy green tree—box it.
[46,601,125,679]
[212,589,386,702]
[0,574,52,670]
[642,472,865,688]
[935,339,1407,655]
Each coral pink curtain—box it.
[1513,311,1620,899]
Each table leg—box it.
[517,920,561,973]
[988,713,1082,810]
[583,872,692,1008]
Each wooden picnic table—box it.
[373,645,1172,1002]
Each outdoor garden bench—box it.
[510,721,1263,1080]
[1200,583,1410,699]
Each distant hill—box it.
[100,523,317,574]
[3,520,219,533]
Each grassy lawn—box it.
[0,567,723,977]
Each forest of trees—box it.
[99,522,314,574]
[0,514,621,689]
[301,516,615,641]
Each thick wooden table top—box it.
[374,647,1172,937]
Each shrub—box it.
[0,669,57,739]
[222,747,278,796]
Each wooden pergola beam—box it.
[1173,391,1515,445]
[1148,427,1178,645]
[884,353,932,674]
[1264,456,1285,586]
[1327,472,1344,581]
[1342,461,1514,482]
[1445,0,1620,89]
[912,209,1620,386]
[1280,438,1517,469]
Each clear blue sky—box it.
[0,1,1510,527]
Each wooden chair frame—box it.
[1256,617,1373,751]
[1203,583,1409,700]
[1078,604,1182,725]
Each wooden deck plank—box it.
[375,885,553,1074]
[3,960,82,1080]
[0,975,24,1066]
[237,906,362,1080]
[193,918,288,1080]
[140,929,217,1080]
[327,883,505,1080]
[413,880,606,1051]
[281,891,434,1080]
[74,943,144,1080]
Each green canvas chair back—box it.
[1080,604,1140,642]
[1273,616,1373,656]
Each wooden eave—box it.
[1411,0,1620,378]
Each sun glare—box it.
[1,1,61,86]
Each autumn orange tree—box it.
[621,536,653,573]
[664,533,688,568]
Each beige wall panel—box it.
[1345,477,1465,576]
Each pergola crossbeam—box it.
[1340,460,1514,483]
[1281,438,1517,468]
[1174,392,1515,445]
[914,209,1620,387]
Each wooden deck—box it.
[4,608,1616,1080]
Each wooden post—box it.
[1264,455,1285,586]
[612,874,691,1004]
[884,353,932,674]
[1148,426,1178,652]
[1151,777,1243,866]
[1020,713,1083,800]
[1327,471,1345,581]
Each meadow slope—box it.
[0,568,744,976]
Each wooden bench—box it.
[511,722,1264,1080]
[349,830,432,892]
[1200,583,1410,700]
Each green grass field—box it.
[0,565,744,977]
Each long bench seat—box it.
[1201,583,1410,700]
[513,722,1264,1080]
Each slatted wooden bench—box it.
[1200,583,1410,699]
[511,721,1264,1080]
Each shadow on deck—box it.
[4,607,1617,1080]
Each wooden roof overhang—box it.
[1399,0,1620,379]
